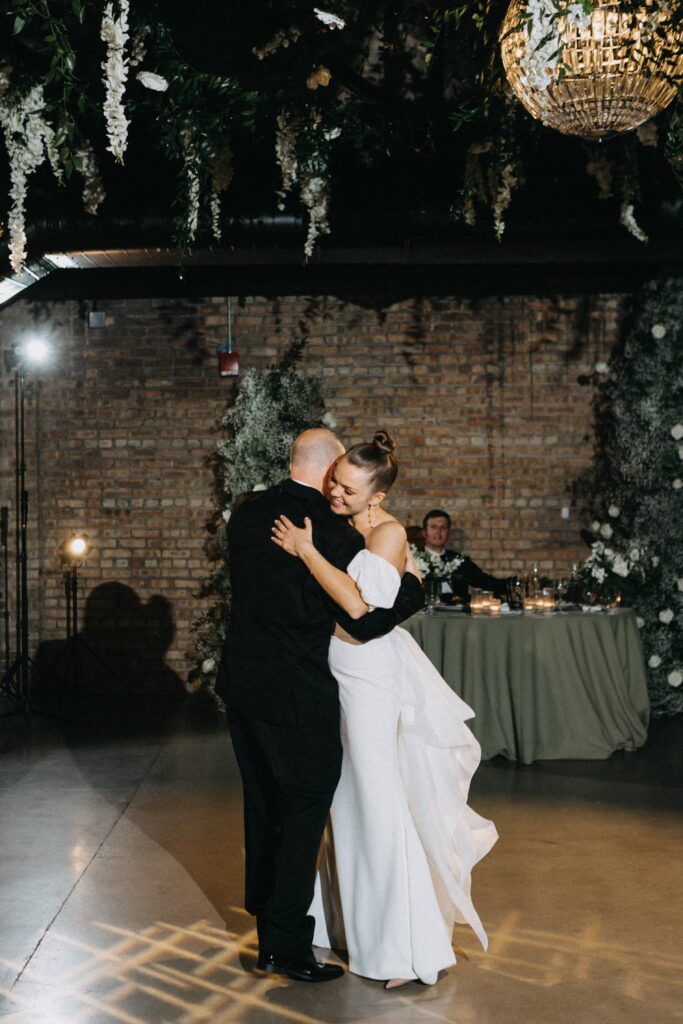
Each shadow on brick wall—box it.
[32,582,187,734]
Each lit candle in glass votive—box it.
[541,589,555,613]
[523,595,537,614]
[488,599,502,616]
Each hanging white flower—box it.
[210,191,222,242]
[0,84,59,273]
[201,657,215,674]
[651,323,667,340]
[100,0,130,163]
[671,424,683,441]
[321,411,337,429]
[599,523,613,539]
[668,670,683,688]
[136,71,168,92]
[75,141,106,215]
[607,504,620,518]
[301,172,331,259]
[222,508,231,523]
[594,361,609,374]
[130,24,151,67]
[314,8,346,29]
[619,202,648,243]
[648,654,661,668]
[673,479,683,490]
[658,608,674,625]
[275,113,298,210]
[183,147,200,244]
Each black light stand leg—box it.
[1,507,9,680]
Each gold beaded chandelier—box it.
[499,0,683,139]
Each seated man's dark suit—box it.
[438,548,511,601]
[216,479,423,958]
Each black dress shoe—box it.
[256,951,344,983]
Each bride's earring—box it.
[368,503,377,529]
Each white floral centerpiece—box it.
[409,545,464,581]
[573,540,645,604]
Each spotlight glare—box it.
[68,537,87,557]
[22,337,51,364]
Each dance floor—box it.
[0,699,681,1024]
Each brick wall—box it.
[0,289,625,685]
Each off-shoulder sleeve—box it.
[346,549,401,609]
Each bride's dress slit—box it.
[310,549,498,983]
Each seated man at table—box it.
[422,508,512,601]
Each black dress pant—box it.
[226,708,342,957]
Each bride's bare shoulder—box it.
[367,519,406,557]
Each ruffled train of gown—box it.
[309,550,498,983]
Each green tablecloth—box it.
[402,608,650,763]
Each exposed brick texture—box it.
[0,290,625,684]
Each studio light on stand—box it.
[0,336,52,715]
[59,533,90,690]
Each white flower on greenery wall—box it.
[648,654,662,668]
[201,658,215,674]
[671,424,683,441]
[322,411,337,429]
[673,479,682,490]
[659,608,674,625]
[600,523,613,539]
[669,671,683,688]
[314,9,346,29]
[608,504,620,518]
[595,361,609,374]
[651,324,667,339]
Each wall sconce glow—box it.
[21,337,51,364]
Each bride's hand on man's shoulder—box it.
[271,514,314,558]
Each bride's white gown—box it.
[310,550,498,983]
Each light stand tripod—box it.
[1,506,10,686]
[0,357,31,713]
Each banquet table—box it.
[402,607,649,763]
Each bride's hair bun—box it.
[372,430,396,455]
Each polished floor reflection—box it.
[0,701,681,1024]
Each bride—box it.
[271,430,497,988]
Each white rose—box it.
[668,670,683,688]
[592,566,606,583]
[314,8,346,29]
[608,504,620,518]
[594,361,609,374]
[648,654,661,668]
[600,523,613,539]
[202,657,215,674]
[651,556,660,567]
[612,555,629,578]
[321,411,338,429]
[222,509,231,523]
[673,479,683,490]
[671,424,683,441]
[659,608,674,625]
[629,548,640,562]
[636,617,644,628]
[604,547,614,558]
[253,483,267,491]
[591,520,600,533]
[136,71,169,91]
[651,324,666,339]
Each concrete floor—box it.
[0,699,682,1024]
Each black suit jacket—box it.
[216,479,424,727]
[441,548,510,600]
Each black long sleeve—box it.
[335,571,424,642]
